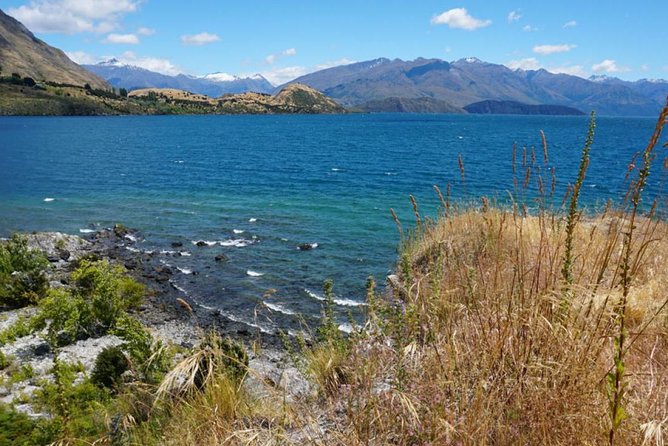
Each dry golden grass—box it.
[380,208,668,444]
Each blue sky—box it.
[1,0,666,85]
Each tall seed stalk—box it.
[608,100,668,446]
[561,112,596,292]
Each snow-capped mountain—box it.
[83,60,274,97]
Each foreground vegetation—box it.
[0,103,666,445]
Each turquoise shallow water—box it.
[0,114,664,332]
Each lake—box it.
[0,113,664,332]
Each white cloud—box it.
[640,64,650,72]
[507,58,541,71]
[137,27,155,36]
[522,25,538,32]
[507,10,521,23]
[266,48,297,65]
[592,59,629,73]
[533,44,576,55]
[7,0,139,34]
[116,51,182,75]
[431,8,491,30]
[103,33,139,44]
[68,50,182,75]
[563,20,577,28]
[65,50,97,65]
[260,66,309,85]
[315,58,356,70]
[549,65,586,77]
[181,32,220,46]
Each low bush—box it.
[91,346,129,390]
[0,235,49,308]
[30,259,145,345]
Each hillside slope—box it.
[0,9,108,89]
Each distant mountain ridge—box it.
[282,57,667,116]
[84,59,274,97]
[0,9,108,89]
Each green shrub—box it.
[112,314,171,384]
[91,346,129,390]
[31,260,145,345]
[0,403,54,446]
[71,259,144,329]
[195,332,248,387]
[0,351,10,370]
[0,235,49,308]
[35,359,109,442]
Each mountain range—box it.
[84,59,274,97]
[282,57,667,116]
[0,9,107,89]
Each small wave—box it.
[457,136,464,139]
[264,302,296,315]
[233,229,244,234]
[79,229,95,234]
[384,172,397,176]
[125,246,141,253]
[246,270,263,277]
[248,218,257,223]
[305,288,366,307]
[177,267,193,275]
[43,198,55,202]
[220,239,254,248]
[124,234,138,242]
[220,311,273,334]
[160,250,177,255]
[159,260,172,267]
[180,251,192,257]
[331,168,342,172]
[338,323,354,334]
[297,243,318,250]
[191,240,218,247]
[170,281,189,296]
[174,160,185,164]
[281,238,289,242]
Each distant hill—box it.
[358,97,464,113]
[1,82,345,116]
[128,83,346,114]
[282,57,667,116]
[0,9,108,89]
[84,60,274,97]
[464,100,584,116]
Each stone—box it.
[214,254,228,262]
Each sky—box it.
[1,0,666,85]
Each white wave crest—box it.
[246,270,263,277]
[191,240,218,246]
[43,197,55,202]
[304,288,366,307]
[220,239,253,247]
[177,267,193,275]
[233,229,244,234]
[264,302,296,315]
[249,218,257,223]
[79,229,95,234]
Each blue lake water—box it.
[0,114,665,332]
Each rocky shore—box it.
[0,227,311,416]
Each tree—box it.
[119,88,128,98]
